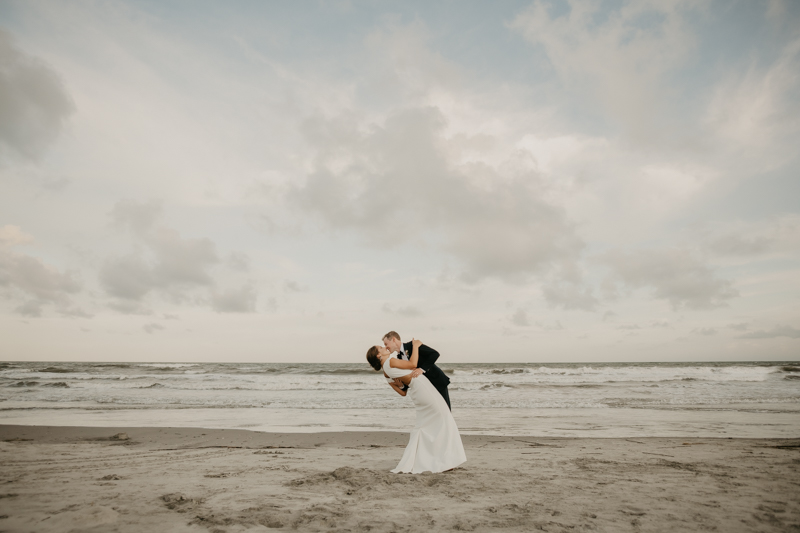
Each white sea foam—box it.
[137,363,199,368]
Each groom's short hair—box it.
[383,331,401,342]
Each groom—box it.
[383,331,451,410]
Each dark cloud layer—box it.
[0,29,74,161]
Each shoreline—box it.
[2,425,799,532]
[2,423,800,444]
[3,404,798,439]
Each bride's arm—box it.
[409,339,420,368]
[385,370,413,388]
[388,381,407,397]
[389,339,422,370]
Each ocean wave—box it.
[100,380,388,392]
[37,367,74,373]
[477,383,512,391]
[8,381,38,387]
[136,363,201,368]
[2,362,795,383]
[2,362,798,417]
[0,372,147,381]
[5,387,797,411]
[448,364,781,384]
[1,369,792,393]
[137,363,199,368]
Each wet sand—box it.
[0,425,798,532]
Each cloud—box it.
[0,225,34,247]
[6,253,82,300]
[108,300,153,316]
[705,34,800,161]
[0,28,74,161]
[283,280,306,292]
[14,300,43,317]
[0,235,81,316]
[704,215,800,258]
[709,234,773,256]
[58,306,93,318]
[291,106,582,282]
[228,252,250,272]
[142,322,164,334]
[692,327,717,336]
[739,325,800,339]
[510,0,696,142]
[601,248,738,310]
[101,200,220,303]
[110,199,162,234]
[146,227,219,287]
[102,200,259,314]
[618,321,671,330]
[100,254,154,300]
[210,284,257,313]
[40,177,71,192]
[510,308,529,327]
[541,280,597,311]
[537,320,564,331]
[363,19,463,103]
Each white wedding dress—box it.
[383,356,466,473]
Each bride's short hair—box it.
[366,346,382,371]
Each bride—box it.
[366,339,466,473]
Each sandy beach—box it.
[0,425,798,532]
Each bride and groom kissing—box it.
[366,331,466,474]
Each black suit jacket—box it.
[401,341,450,390]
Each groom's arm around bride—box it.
[383,331,452,410]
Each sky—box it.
[0,0,799,363]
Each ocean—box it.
[1,361,798,438]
